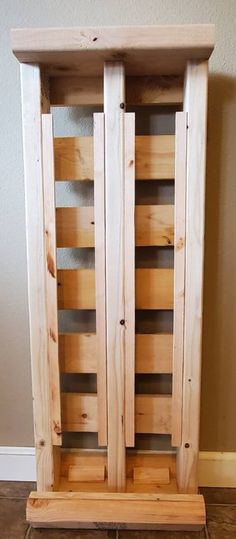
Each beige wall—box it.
[0,0,236,450]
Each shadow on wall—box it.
[201,73,236,452]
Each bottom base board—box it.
[27,491,206,530]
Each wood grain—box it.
[136,395,172,434]
[136,334,173,373]
[61,393,98,432]
[68,465,105,483]
[54,135,175,181]
[56,205,174,247]
[133,467,170,485]
[59,333,97,373]
[42,114,61,446]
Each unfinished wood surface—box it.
[56,207,94,247]
[177,61,209,493]
[136,334,173,373]
[20,64,53,491]
[57,269,173,310]
[171,112,187,448]
[104,62,126,491]
[136,205,174,246]
[136,395,172,434]
[55,205,174,247]
[136,269,174,309]
[61,393,98,432]
[59,333,97,373]
[12,24,214,77]
[27,491,206,529]
[61,450,107,477]
[94,113,107,447]
[49,75,183,106]
[124,113,135,448]
[42,114,61,446]
[57,269,95,310]
[68,465,105,483]
[133,467,170,485]
[54,135,175,181]
[59,333,173,374]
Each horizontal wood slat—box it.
[61,393,97,432]
[136,269,174,309]
[59,333,173,374]
[133,467,170,485]
[50,75,183,107]
[136,394,172,434]
[59,333,97,373]
[136,334,173,373]
[54,136,175,181]
[68,465,105,482]
[56,205,174,248]
[57,269,173,310]
[61,393,172,435]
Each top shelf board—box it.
[11,24,215,76]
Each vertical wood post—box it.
[42,114,62,447]
[94,112,107,447]
[171,112,187,447]
[104,62,126,491]
[20,65,54,490]
[177,61,208,492]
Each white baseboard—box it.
[0,447,236,487]
[0,447,36,481]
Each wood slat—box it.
[94,112,107,447]
[177,61,208,493]
[136,395,172,434]
[136,205,174,246]
[136,269,174,309]
[57,269,173,310]
[68,465,105,483]
[54,135,175,181]
[56,207,94,247]
[61,394,172,435]
[133,467,170,485]
[20,64,54,491]
[104,62,126,491]
[171,112,187,447]
[59,333,173,374]
[136,334,173,373]
[49,75,183,106]
[59,333,97,373]
[56,205,174,248]
[61,393,97,432]
[124,113,135,448]
[57,269,95,310]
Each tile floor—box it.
[0,482,236,539]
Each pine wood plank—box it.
[177,61,208,493]
[49,75,183,106]
[27,491,206,529]
[20,64,53,491]
[57,269,173,310]
[61,393,97,432]
[124,113,135,448]
[171,112,187,447]
[136,395,172,434]
[136,334,173,373]
[57,269,95,310]
[104,62,126,491]
[54,135,175,181]
[42,114,61,446]
[94,113,107,447]
[12,24,214,76]
[133,467,170,485]
[59,333,97,373]
[56,207,94,247]
[136,269,174,310]
[136,205,174,246]
[56,205,174,248]
[59,333,173,374]
[68,465,105,483]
